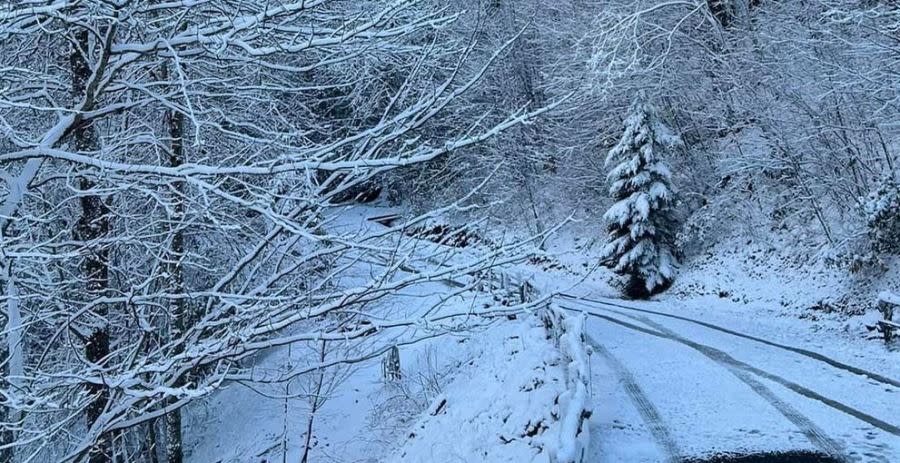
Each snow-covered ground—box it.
[181,276,470,463]
[558,294,900,462]
[183,293,590,463]
[387,312,588,463]
[488,215,899,462]
[181,206,589,463]
[180,205,477,462]
[182,207,900,463]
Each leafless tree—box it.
[0,1,559,461]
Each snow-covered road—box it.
[558,295,900,463]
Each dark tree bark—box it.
[707,0,734,28]
[146,418,162,463]
[0,340,10,463]
[163,103,187,463]
[70,19,112,463]
[300,340,327,463]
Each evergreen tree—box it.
[600,99,679,299]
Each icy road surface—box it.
[558,295,900,463]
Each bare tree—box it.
[0,1,559,461]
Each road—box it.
[557,294,900,463]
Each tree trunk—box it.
[300,340,327,463]
[70,22,113,463]
[164,407,182,463]
[147,418,161,463]
[0,341,10,463]
[156,44,191,460]
[162,72,188,463]
[1,277,22,463]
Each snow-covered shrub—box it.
[863,174,900,254]
[823,249,887,274]
[368,346,453,452]
[600,98,680,299]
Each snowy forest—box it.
[2,1,900,462]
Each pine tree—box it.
[600,99,679,299]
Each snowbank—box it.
[542,307,592,463]
[387,311,592,463]
[878,290,900,308]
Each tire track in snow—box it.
[562,304,900,441]
[608,309,850,462]
[559,294,900,389]
[586,334,683,463]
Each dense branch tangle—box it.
[0,1,546,461]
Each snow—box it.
[878,291,900,308]
[181,205,900,463]
[488,217,900,462]
[182,276,473,463]
[672,235,900,328]
[184,299,590,463]
[181,205,588,463]
[565,293,900,462]
[4,279,22,389]
[530,237,900,462]
[550,309,592,463]
[387,312,590,463]
[183,344,384,462]
[601,99,678,295]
